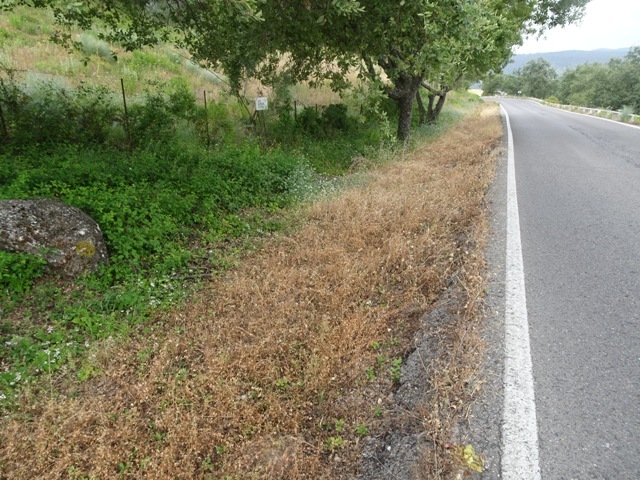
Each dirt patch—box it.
[0,104,502,479]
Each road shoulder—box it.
[458,106,508,479]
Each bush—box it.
[79,33,116,62]
[545,96,560,104]
[322,104,350,131]
[620,105,634,123]
[0,75,119,146]
[296,106,323,135]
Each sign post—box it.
[255,97,268,136]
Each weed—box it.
[324,436,344,452]
[275,377,291,390]
[620,105,634,123]
[365,366,376,381]
[0,251,47,294]
[215,445,227,455]
[355,424,369,437]
[390,357,403,383]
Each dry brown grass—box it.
[0,104,503,479]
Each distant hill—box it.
[504,48,632,74]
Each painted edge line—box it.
[500,104,542,480]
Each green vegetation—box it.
[3,0,589,141]
[0,66,404,407]
[0,55,484,408]
[484,46,640,114]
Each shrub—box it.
[545,96,560,104]
[620,105,634,123]
[322,103,350,131]
[0,75,119,146]
[296,106,323,135]
[79,33,115,62]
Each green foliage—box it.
[1,0,589,141]
[620,105,634,122]
[296,107,323,135]
[0,251,47,294]
[324,436,344,452]
[128,50,180,73]
[0,74,119,146]
[79,33,115,61]
[0,75,395,408]
[495,47,640,114]
[321,104,350,131]
[519,58,558,99]
[390,357,402,383]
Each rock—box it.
[0,198,109,278]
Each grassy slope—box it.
[1,7,500,479]
[0,101,501,479]
[0,5,392,406]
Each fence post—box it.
[120,78,131,147]
[0,102,8,142]
[203,90,211,148]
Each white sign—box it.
[255,97,268,111]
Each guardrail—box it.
[534,99,640,125]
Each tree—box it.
[609,48,640,112]
[556,48,640,112]
[482,73,506,96]
[557,62,610,107]
[518,58,558,99]
[3,0,592,141]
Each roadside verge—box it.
[1,103,504,480]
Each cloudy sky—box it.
[516,0,640,54]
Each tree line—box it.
[3,0,591,141]
[483,47,640,113]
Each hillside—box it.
[504,47,632,73]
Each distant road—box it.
[490,99,640,479]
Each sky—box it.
[516,0,640,54]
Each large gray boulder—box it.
[0,199,109,278]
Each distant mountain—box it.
[503,48,632,74]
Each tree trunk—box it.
[426,94,437,124]
[416,91,426,126]
[434,92,448,120]
[393,74,421,143]
[426,92,448,124]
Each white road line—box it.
[501,104,542,480]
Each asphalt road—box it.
[477,99,640,479]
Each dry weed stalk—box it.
[0,104,502,479]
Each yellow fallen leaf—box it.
[456,444,484,473]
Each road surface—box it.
[474,99,640,479]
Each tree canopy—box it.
[3,0,591,140]
[483,47,640,114]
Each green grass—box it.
[0,74,398,408]
[0,22,478,408]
